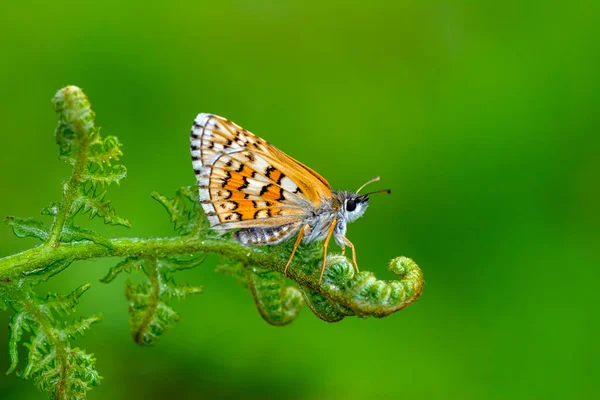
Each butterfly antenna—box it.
[363,188,391,196]
[356,176,381,193]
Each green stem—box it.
[0,233,423,318]
[47,86,93,246]
[46,164,83,247]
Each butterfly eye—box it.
[346,199,356,212]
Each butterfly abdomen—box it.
[233,223,300,246]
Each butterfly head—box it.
[339,192,370,223]
[335,176,390,223]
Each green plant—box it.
[0,86,424,399]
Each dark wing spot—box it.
[235,131,245,143]
[277,173,285,185]
[236,163,244,173]
[238,177,249,190]
[221,171,232,188]
[265,166,276,179]
[277,188,286,201]
[226,160,233,168]
[260,184,272,196]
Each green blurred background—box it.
[1,1,598,399]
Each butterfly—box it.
[190,114,390,284]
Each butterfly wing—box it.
[190,113,333,234]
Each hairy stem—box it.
[0,233,423,318]
[47,87,94,246]
[46,150,86,247]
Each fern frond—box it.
[101,256,204,346]
[41,202,61,216]
[5,216,48,241]
[215,257,248,286]
[83,136,127,190]
[161,254,207,272]
[299,288,351,322]
[42,283,91,316]
[22,257,75,285]
[88,135,123,165]
[82,163,127,187]
[72,188,131,227]
[3,283,101,399]
[126,278,181,346]
[52,86,98,165]
[61,223,114,249]
[99,257,144,283]
[152,185,206,235]
[45,85,130,248]
[247,267,304,326]
[216,259,305,326]
[7,311,27,374]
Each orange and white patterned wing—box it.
[190,113,333,233]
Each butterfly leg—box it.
[283,224,310,277]
[342,236,359,272]
[319,218,338,284]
